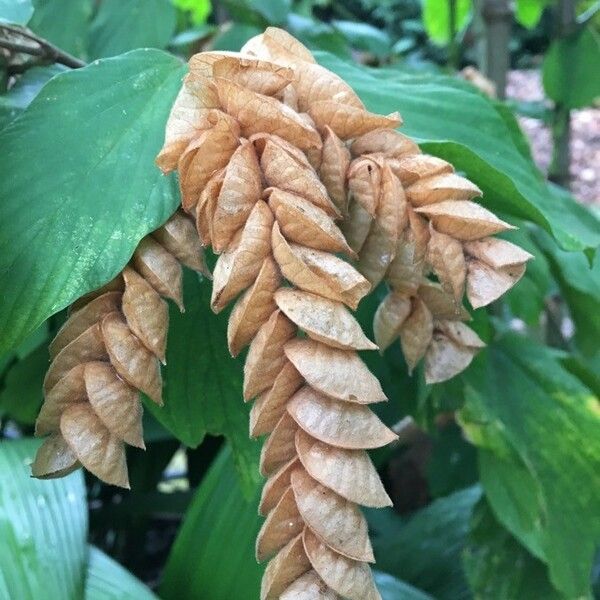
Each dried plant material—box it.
[418,281,470,321]
[280,571,338,600]
[212,140,263,252]
[36,365,87,436]
[407,207,430,263]
[272,225,370,310]
[244,310,297,401]
[69,276,124,314]
[178,117,240,211]
[31,433,80,479]
[152,211,210,276]
[287,387,396,449]
[386,233,424,297]
[228,257,281,357]
[389,154,453,186]
[122,267,169,362]
[415,201,515,240]
[350,129,419,159]
[49,291,121,359]
[84,362,144,449]
[406,173,482,207]
[320,127,351,213]
[215,78,321,150]
[341,199,373,255]
[101,313,162,405]
[373,292,412,352]
[243,28,316,67]
[463,237,533,269]
[425,334,476,384]
[261,412,299,476]
[133,237,183,310]
[427,226,466,302]
[308,101,401,140]
[44,323,107,393]
[467,259,526,308]
[260,457,301,516]
[261,533,311,600]
[295,429,392,508]
[348,156,381,217]
[291,468,374,562]
[268,189,352,256]
[256,486,304,561]
[60,403,129,488]
[399,298,434,373]
[251,362,304,438]
[285,339,386,405]
[275,289,376,351]
[260,140,339,217]
[303,529,381,600]
[438,320,485,349]
[211,200,274,312]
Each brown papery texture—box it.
[157,28,402,599]
[32,211,208,488]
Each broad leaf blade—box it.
[0,438,88,599]
[0,49,184,356]
[0,0,33,24]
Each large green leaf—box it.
[0,0,32,24]
[317,52,600,254]
[89,0,177,59]
[372,486,481,600]
[423,0,472,44]
[459,335,600,598]
[543,27,600,110]
[0,50,184,357]
[374,571,435,600]
[84,546,157,600]
[29,0,92,58]
[160,446,264,600]
[0,438,88,599]
[145,270,260,495]
[464,500,562,599]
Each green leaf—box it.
[543,26,600,110]
[89,0,177,59]
[0,438,88,599]
[210,22,262,51]
[0,344,46,424]
[0,65,66,130]
[145,270,260,495]
[459,335,600,598]
[0,0,32,24]
[332,20,392,58]
[372,486,481,600]
[423,0,472,44]
[0,50,184,357]
[173,0,212,24]
[29,0,92,58]
[84,546,157,600]
[464,499,563,599]
[374,571,435,600]
[160,446,263,600]
[515,0,548,28]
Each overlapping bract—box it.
[32,211,208,488]
[158,28,402,599]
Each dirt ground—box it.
[506,70,599,206]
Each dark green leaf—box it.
[210,23,262,51]
[543,27,600,110]
[423,0,472,44]
[464,499,563,599]
[84,546,157,600]
[0,50,184,356]
[248,0,291,24]
[145,270,260,495]
[161,446,263,600]
[372,486,481,600]
[459,335,600,598]
[332,20,392,58]
[374,571,435,600]
[0,0,32,24]
[89,0,177,59]
[316,52,600,253]
[29,0,92,58]
[0,438,87,598]
[287,13,352,59]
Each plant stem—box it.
[448,0,460,70]
[0,24,85,69]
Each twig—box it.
[0,24,85,69]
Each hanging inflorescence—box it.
[32,211,208,488]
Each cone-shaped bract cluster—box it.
[347,125,532,383]
[32,211,208,488]
[158,28,405,600]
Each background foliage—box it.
[0,0,598,598]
